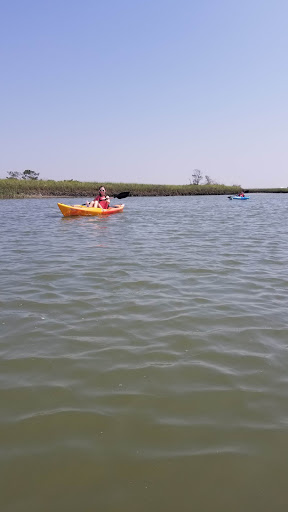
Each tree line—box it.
[5,169,221,186]
[190,169,215,185]
[6,170,39,180]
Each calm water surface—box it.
[1,194,288,511]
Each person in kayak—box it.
[238,191,245,197]
[87,186,110,209]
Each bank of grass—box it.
[0,179,243,199]
[248,188,288,193]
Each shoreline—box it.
[0,179,288,199]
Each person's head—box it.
[99,186,106,196]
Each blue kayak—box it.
[229,196,250,200]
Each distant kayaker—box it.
[87,186,110,209]
[238,191,245,197]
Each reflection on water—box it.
[1,194,288,512]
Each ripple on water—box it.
[1,195,288,511]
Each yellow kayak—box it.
[58,203,125,217]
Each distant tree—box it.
[22,169,39,180]
[190,169,203,185]
[205,175,214,185]
[6,171,21,179]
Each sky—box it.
[1,0,287,187]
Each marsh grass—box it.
[0,180,243,199]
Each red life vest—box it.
[94,195,109,209]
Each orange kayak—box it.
[58,203,125,217]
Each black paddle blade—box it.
[113,191,130,199]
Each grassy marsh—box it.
[0,180,242,199]
[1,179,287,199]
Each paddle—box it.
[82,191,130,206]
[110,191,130,199]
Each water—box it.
[1,194,288,511]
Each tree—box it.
[22,169,39,180]
[190,169,203,185]
[6,171,21,179]
[205,175,214,185]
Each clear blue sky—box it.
[1,0,287,187]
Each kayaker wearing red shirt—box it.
[87,186,110,209]
[238,191,245,197]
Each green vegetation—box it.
[0,179,242,199]
[1,179,287,199]
[248,188,288,193]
